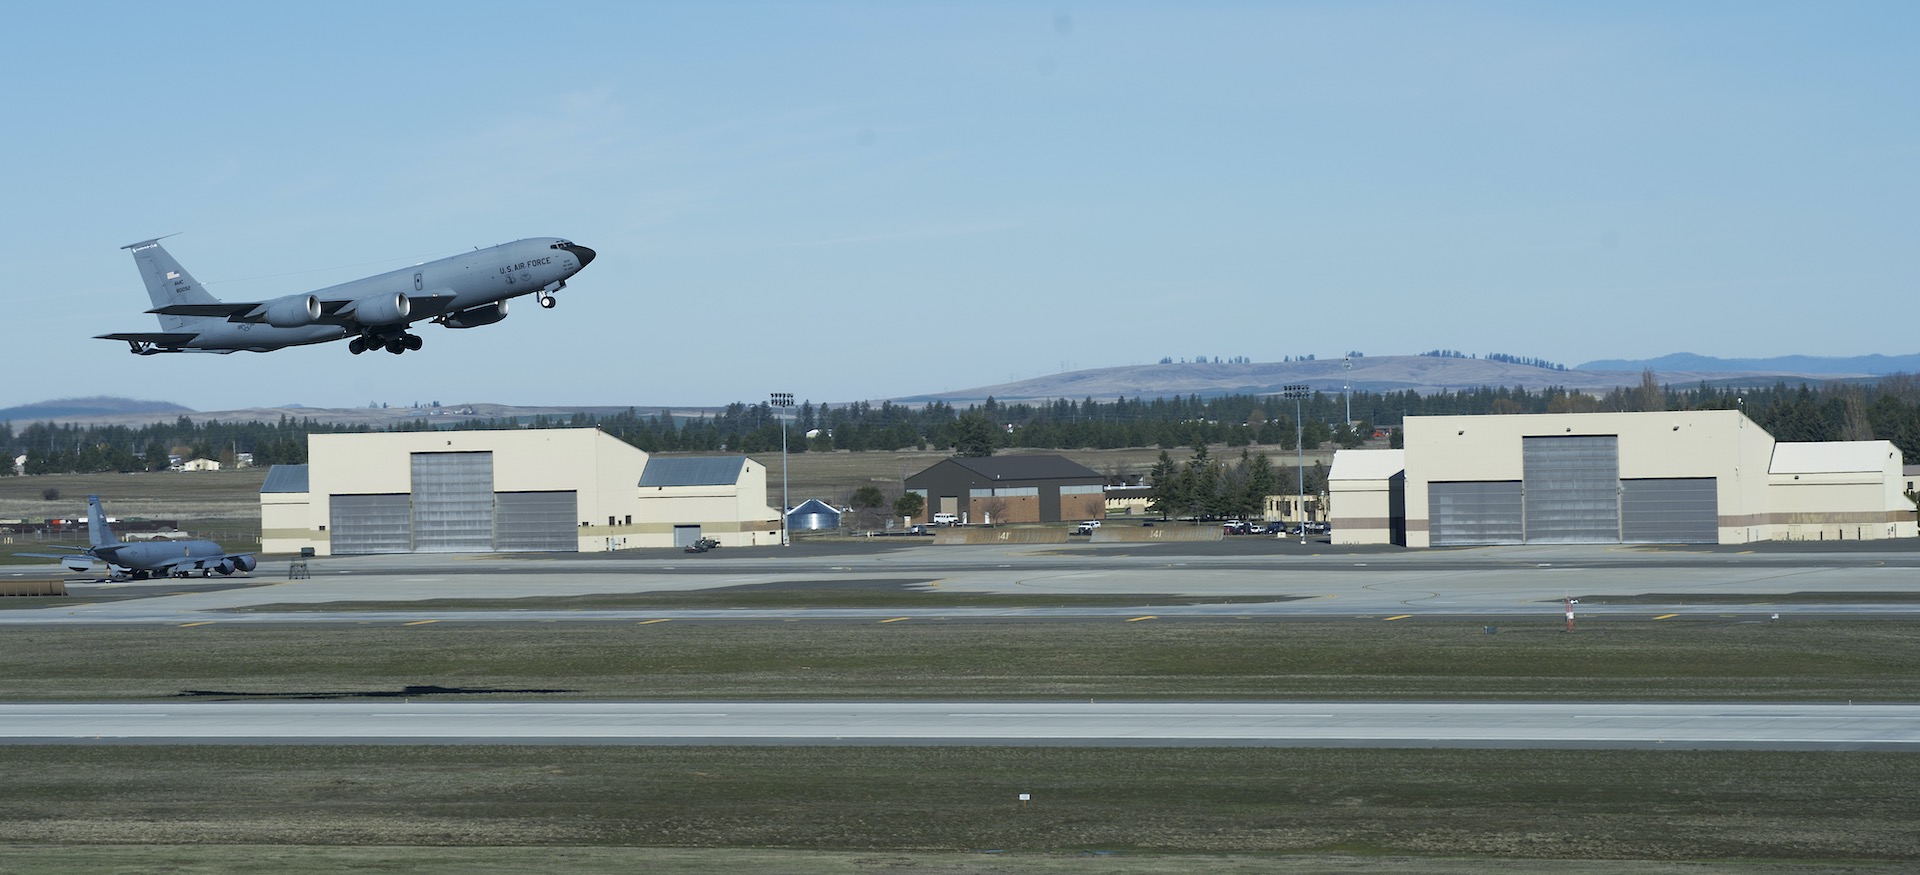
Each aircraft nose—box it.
[565,245,596,270]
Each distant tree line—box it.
[1482,353,1566,370]
[4,376,1919,476]
[1419,350,1563,370]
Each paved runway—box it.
[7,542,1917,752]
[4,701,1914,750]
[5,541,1918,625]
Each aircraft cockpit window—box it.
[551,240,573,249]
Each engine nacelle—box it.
[232,555,257,573]
[440,301,508,329]
[262,294,321,328]
[62,556,95,573]
[346,292,410,325]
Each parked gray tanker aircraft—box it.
[16,495,257,579]
[98,235,596,355]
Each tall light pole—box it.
[1283,384,1309,545]
[1343,356,1352,431]
[770,392,794,547]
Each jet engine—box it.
[211,556,257,575]
[262,294,322,328]
[346,292,410,325]
[62,556,95,573]
[440,301,508,329]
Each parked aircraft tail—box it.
[121,237,220,331]
[86,494,123,549]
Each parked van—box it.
[932,512,960,526]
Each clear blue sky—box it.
[4,2,1913,411]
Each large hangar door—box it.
[411,452,495,553]
[1622,478,1717,544]
[496,491,578,552]
[329,494,412,555]
[1428,482,1523,546]
[1522,435,1620,544]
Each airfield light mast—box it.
[1283,384,1310,545]
[1343,356,1352,431]
[771,393,795,547]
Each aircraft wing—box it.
[95,331,199,345]
[148,303,255,319]
[152,291,458,327]
[316,290,459,319]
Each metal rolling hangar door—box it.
[329,451,578,554]
[1428,435,1717,546]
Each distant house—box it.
[180,458,221,472]
[904,455,1105,525]
[11,454,23,476]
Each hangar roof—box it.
[639,455,747,487]
[787,498,841,517]
[1769,441,1895,475]
[938,455,1101,481]
[1330,449,1405,481]
[260,464,309,493]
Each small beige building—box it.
[1331,411,1914,547]
[262,428,779,555]
[1327,449,1404,545]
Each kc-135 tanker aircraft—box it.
[98,235,596,355]
[15,495,256,579]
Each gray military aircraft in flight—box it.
[17,495,257,579]
[98,235,596,355]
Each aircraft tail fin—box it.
[122,237,220,331]
[86,495,122,549]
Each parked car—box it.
[1075,520,1102,535]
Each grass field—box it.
[0,746,1913,866]
[3,621,1917,703]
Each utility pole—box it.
[770,392,794,547]
[1283,384,1309,545]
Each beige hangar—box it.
[261,428,780,555]
[1329,410,1914,547]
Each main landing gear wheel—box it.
[405,333,423,351]
[538,294,557,309]
[349,337,367,355]
[386,337,407,354]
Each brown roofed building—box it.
[905,455,1105,525]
